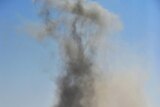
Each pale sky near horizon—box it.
[0,0,159,107]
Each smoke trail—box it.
[32,1,121,107]
[28,0,151,107]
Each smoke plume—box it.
[28,0,150,107]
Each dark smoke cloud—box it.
[31,1,121,107]
[27,0,152,107]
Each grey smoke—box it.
[32,1,121,107]
[28,0,151,107]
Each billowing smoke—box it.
[27,0,151,107]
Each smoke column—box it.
[28,0,151,107]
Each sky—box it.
[0,0,160,107]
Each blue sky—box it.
[0,0,159,107]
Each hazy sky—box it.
[0,0,159,107]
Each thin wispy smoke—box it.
[28,0,151,107]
